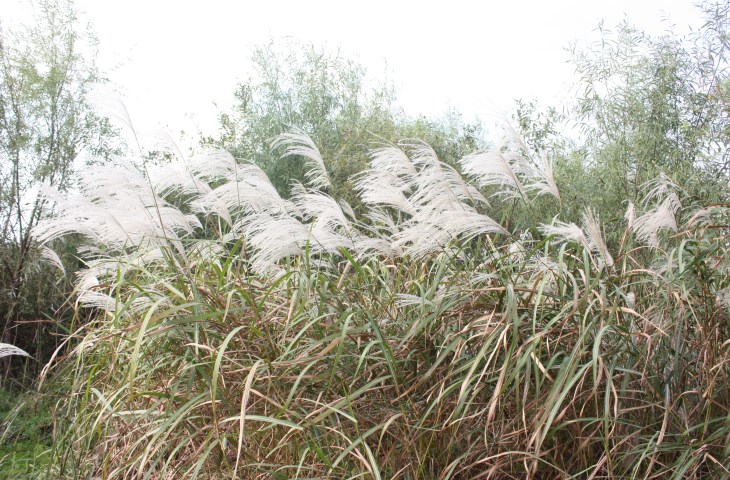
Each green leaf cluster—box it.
[211,39,486,208]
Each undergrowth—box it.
[0,386,54,479]
[24,129,730,479]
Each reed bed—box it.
[33,130,730,479]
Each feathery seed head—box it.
[271,128,331,190]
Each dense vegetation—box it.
[1,0,730,478]
[0,0,113,372]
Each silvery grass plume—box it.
[239,212,312,275]
[406,143,489,211]
[34,163,200,255]
[392,220,455,258]
[631,174,682,247]
[525,154,560,200]
[291,183,353,232]
[234,185,361,275]
[641,172,680,207]
[366,142,504,257]
[0,343,31,359]
[459,150,527,200]
[271,128,331,190]
[38,97,263,295]
[368,145,418,178]
[35,125,513,278]
[191,165,294,227]
[539,207,613,268]
[459,140,560,202]
[353,145,417,213]
[185,147,241,182]
[149,163,211,199]
[184,148,295,225]
[33,160,202,313]
[355,169,413,213]
[354,143,475,216]
[539,220,585,246]
[392,207,505,259]
[625,202,636,228]
[356,209,404,257]
[633,194,680,247]
[582,208,614,267]
[391,204,504,259]
[352,140,500,258]
[40,246,65,274]
[291,184,359,254]
[218,181,355,275]
[504,123,561,200]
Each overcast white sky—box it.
[5,0,704,144]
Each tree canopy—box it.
[213,40,486,207]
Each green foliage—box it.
[568,3,729,211]
[508,2,729,247]
[0,0,111,368]
[30,121,729,477]
[4,2,730,479]
[0,387,54,479]
[213,40,486,206]
[513,98,568,155]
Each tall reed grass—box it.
[33,127,730,478]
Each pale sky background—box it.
[4,0,705,146]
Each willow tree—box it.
[0,0,110,363]
[569,1,729,218]
[213,40,485,207]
